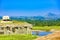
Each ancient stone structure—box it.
[0,16,32,34]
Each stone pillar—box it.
[18,27,20,34]
[0,27,4,34]
[27,27,32,34]
[4,26,11,34]
[10,27,13,34]
[19,27,23,34]
[15,27,19,34]
[23,27,27,34]
[27,27,29,34]
[4,27,7,34]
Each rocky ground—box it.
[35,31,60,40]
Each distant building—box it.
[0,16,32,34]
[1,16,12,23]
[3,16,10,20]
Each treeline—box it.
[0,16,59,26]
[15,18,60,26]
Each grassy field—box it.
[32,26,60,31]
[0,34,37,40]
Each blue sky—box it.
[0,0,60,16]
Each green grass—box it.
[0,34,37,40]
[32,26,60,31]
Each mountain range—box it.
[0,13,60,20]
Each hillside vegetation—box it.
[0,34,37,40]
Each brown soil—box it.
[35,31,60,40]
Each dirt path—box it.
[35,31,60,40]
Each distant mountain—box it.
[0,12,60,20]
[10,16,45,20]
[46,12,59,20]
[32,16,45,20]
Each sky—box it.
[0,0,60,16]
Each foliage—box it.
[32,26,60,31]
[13,18,60,26]
[0,34,37,40]
[25,19,60,26]
[1,16,60,26]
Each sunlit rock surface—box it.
[0,16,32,34]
